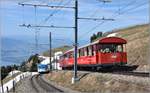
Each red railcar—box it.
[59,37,127,70]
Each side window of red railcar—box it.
[78,49,81,57]
[84,47,88,56]
[116,44,123,52]
[88,46,92,56]
[91,45,94,56]
[93,45,97,56]
[87,45,95,56]
[123,44,126,52]
[86,47,89,56]
[79,48,84,57]
[77,50,79,57]
[98,44,124,53]
[69,52,74,58]
[63,54,67,59]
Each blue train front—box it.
[37,64,49,74]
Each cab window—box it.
[98,44,123,53]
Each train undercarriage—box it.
[62,64,138,72]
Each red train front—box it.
[59,37,127,70]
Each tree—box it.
[12,64,19,70]
[30,54,39,72]
[19,61,28,72]
[90,36,94,42]
[1,66,7,80]
[90,34,97,42]
[97,32,103,38]
[1,65,12,80]
[30,62,37,72]
[93,34,97,40]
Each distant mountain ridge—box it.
[1,37,31,66]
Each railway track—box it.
[64,69,150,78]
[111,71,150,77]
[65,65,150,78]
[100,65,150,77]
[30,74,63,93]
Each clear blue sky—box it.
[1,0,149,45]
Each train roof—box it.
[99,37,127,44]
[64,37,127,54]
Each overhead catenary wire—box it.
[19,0,74,30]
[19,0,31,4]
[22,4,25,24]
[2,55,30,58]
[118,0,121,14]
[41,0,64,24]
[79,0,148,40]
[34,5,40,54]
[90,0,112,17]
[112,0,139,15]
[37,0,74,31]
[18,0,148,47]
[118,2,148,14]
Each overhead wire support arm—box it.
[98,0,112,3]
[19,24,75,29]
[78,17,115,21]
[18,3,75,9]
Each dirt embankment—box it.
[113,24,150,71]
[45,71,150,93]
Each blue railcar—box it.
[37,64,49,73]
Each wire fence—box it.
[0,72,38,93]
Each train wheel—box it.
[62,67,65,70]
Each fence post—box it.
[12,80,15,92]
[6,86,9,93]
[20,76,22,84]
[1,79,4,93]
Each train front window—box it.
[99,44,123,53]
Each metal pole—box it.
[72,0,78,84]
[54,53,56,70]
[6,86,9,93]
[55,56,57,70]
[13,80,15,92]
[35,31,39,53]
[1,79,4,93]
[147,0,150,77]
[49,32,52,72]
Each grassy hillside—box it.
[42,45,73,57]
[112,24,150,71]
[79,24,149,71]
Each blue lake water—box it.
[1,37,87,66]
[1,37,49,66]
